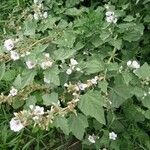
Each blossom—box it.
[66,68,72,75]
[10,51,20,61]
[91,76,98,85]
[34,13,39,20]
[34,0,39,4]
[44,77,50,84]
[4,39,14,51]
[127,60,140,69]
[9,87,18,96]
[106,10,117,23]
[88,135,96,143]
[33,106,44,115]
[43,12,48,18]
[26,60,36,69]
[77,83,88,91]
[109,132,117,140]
[40,60,53,69]
[64,83,69,87]
[70,58,78,66]
[10,118,24,132]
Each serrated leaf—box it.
[24,20,37,36]
[52,48,76,61]
[24,96,37,109]
[54,116,69,135]
[98,80,108,93]
[2,69,16,81]
[110,85,133,108]
[85,59,104,74]
[43,65,60,86]
[68,114,88,140]
[21,70,37,89]
[42,92,58,106]
[78,91,105,124]
[13,74,22,89]
[54,31,76,48]
[0,62,5,80]
[134,63,150,79]
[142,95,150,109]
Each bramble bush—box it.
[0,0,150,149]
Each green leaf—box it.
[21,70,37,89]
[0,62,5,80]
[98,80,108,93]
[54,31,76,48]
[68,114,88,140]
[13,74,22,89]
[42,92,58,106]
[134,63,150,79]
[24,20,37,36]
[24,96,37,109]
[110,85,133,108]
[52,48,76,61]
[142,95,150,109]
[43,65,60,86]
[78,91,105,124]
[33,44,49,55]
[109,39,122,50]
[54,116,69,135]
[2,69,16,81]
[123,15,135,22]
[65,8,83,16]
[85,59,104,74]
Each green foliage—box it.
[0,0,150,149]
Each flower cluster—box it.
[33,0,48,20]
[40,53,53,69]
[66,58,81,75]
[88,134,99,143]
[105,11,117,23]
[10,96,79,132]
[109,131,117,140]
[64,75,101,93]
[4,39,20,61]
[127,60,140,69]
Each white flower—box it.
[127,60,132,66]
[78,83,87,91]
[106,11,114,16]
[127,60,140,69]
[70,58,78,66]
[43,12,48,18]
[10,51,20,61]
[33,106,44,115]
[29,105,34,110]
[76,67,81,71]
[44,53,50,58]
[34,0,38,4]
[106,11,117,23]
[4,39,14,51]
[26,51,31,56]
[26,60,36,69]
[40,60,53,69]
[9,87,18,96]
[109,132,117,140]
[44,77,50,84]
[10,118,24,132]
[131,60,140,69]
[64,83,69,87]
[66,68,72,75]
[33,13,39,20]
[88,135,96,143]
[91,78,98,85]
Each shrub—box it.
[0,0,150,149]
